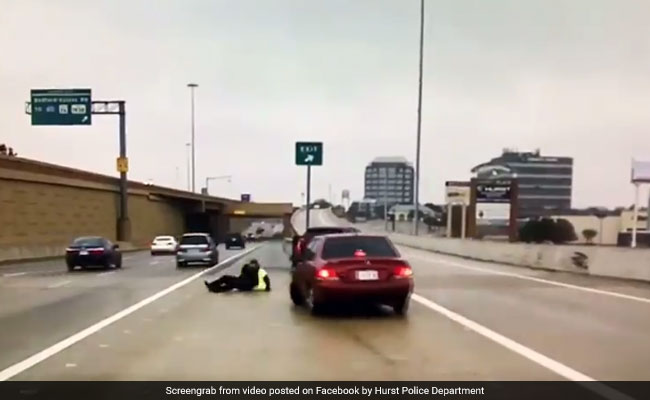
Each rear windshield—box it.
[180,235,209,245]
[305,228,355,240]
[227,233,242,238]
[321,236,398,259]
[73,237,104,247]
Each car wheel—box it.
[393,297,410,316]
[176,261,184,268]
[67,263,75,272]
[304,286,324,315]
[290,282,304,306]
[116,258,123,269]
[225,245,230,250]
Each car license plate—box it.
[79,250,89,255]
[190,249,201,254]
[356,270,378,280]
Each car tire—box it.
[290,283,304,306]
[225,245,230,250]
[116,258,123,269]
[304,286,324,315]
[67,263,75,272]
[176,261,184,268]
[393,297,410,316]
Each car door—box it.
[297,238,322,292]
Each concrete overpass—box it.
[0,155,292,261]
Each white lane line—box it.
[2,272,27,278]
[412,293,593,381]
[97,271,115,277]
[149,260,160,266]
[47,280,71,289]
[412,294,634,400]
[0,244,263,381]
[408,253,650,305]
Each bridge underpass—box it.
[0,155,292,262]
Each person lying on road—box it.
[204,259,271,293]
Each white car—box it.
[151,235,178,255]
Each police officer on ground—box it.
[204,259,271,293]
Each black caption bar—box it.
[1,381,647,400]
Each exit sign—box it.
[295,141,323,166]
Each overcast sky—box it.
[2,0,650,207]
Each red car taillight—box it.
[393,265,413,279]
[89,249,104,255]
[315,267,339,281]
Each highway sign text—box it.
[295,142,323,166]
[30,89,92,126]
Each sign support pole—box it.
[306,165,312,230]
[117,101,131,242]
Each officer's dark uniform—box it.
[204,259,271,293]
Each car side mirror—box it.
[113,244,119,249]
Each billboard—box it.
[470,179,518,239]
[476,182,512,203]
[631,160,650,183]
[445,181,470,205]
[476,203,511,226]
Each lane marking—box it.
[64,363,76,368]
[407,253,650,305]
[97,271,115,277]
[0,244,264,381]
[2,272,27,278]
[149,260,160,266]
[47,280,71,289]
[412,294,634,400]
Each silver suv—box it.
[176,233,219,268]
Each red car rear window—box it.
[321,236,398,259]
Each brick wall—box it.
[0,180,185,248]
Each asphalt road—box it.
[0,210,648,386]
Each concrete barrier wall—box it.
[382,232,650,282]
[289,209,650,283]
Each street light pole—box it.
[185,142,191,191]
[187,83,198,192]
[413,0,425,236]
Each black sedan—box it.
[66,236,122,271]
[225,233,246,249]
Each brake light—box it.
[353,249,366,257]
[316,267,339,280]
[393,265,413,278]
[89,248,105,255]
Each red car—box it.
[290,233,414,315]
[291,226,359,268]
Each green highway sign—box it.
[295,141,323,166]
[31,89,92,126]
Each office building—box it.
[364,157,414,205]
[471,149,573,218]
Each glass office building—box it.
[364,157,415,205]
[471,149,573,218]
